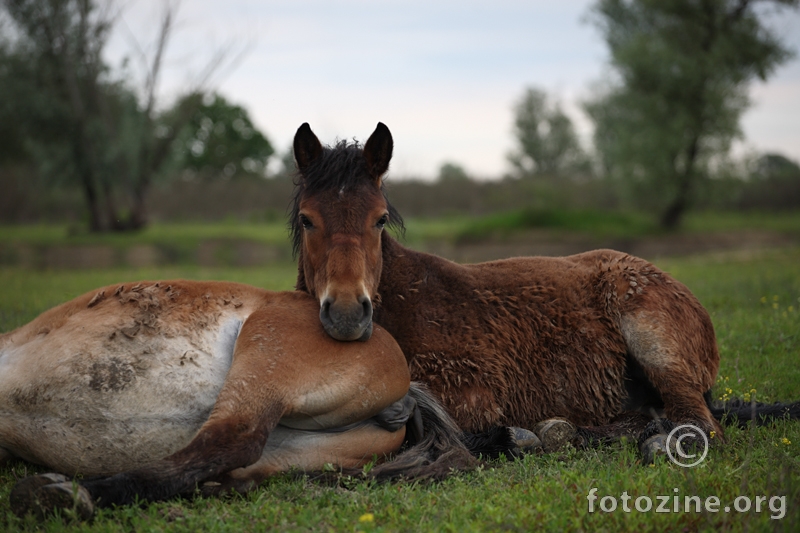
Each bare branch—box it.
[143,0,179,117]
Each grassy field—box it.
[1,247,799,531]
[1,209,798,247]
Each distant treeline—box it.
[2,162,798,225]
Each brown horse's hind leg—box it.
[529,412,652,453]
[0,447,13,467]
[619,306,722,439]
[573,412,653,447]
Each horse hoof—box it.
[639,433,674,465]
[533,419,577,452]
[11,479,94,521]
[10,474,69,518]
[510,427,542,453]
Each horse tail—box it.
[368,382,515,481]
[707,391,800,428]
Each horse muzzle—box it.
[319,295,373,341]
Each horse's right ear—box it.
[363,122,393,180]
[293,123,323,173]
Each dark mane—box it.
[289,139,405,257]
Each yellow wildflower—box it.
[359,513,375,523]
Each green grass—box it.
[0,222,293,247]
[1,249,799,531]
[454,209,800,244]
[455,209,658,243]
[0,209,796,247]
[682,211,800,234]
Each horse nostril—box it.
[320,297,333,327]
[359,295,373,321]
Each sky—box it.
[107,0,800,180]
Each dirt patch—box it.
[0,241,289,269]
[0,231,796,269]
[423,230,800,263]
[126,245,162,267]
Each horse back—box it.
[380,243,716,432]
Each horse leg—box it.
[619,306,722,439]
[572,412,653,447]
[10,385,283,520]
[42,376,284,512]
[617,294,723,466]
[200,417,409,496]
[0,447,13,467]
[527,413,648,453]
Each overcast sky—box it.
[108,0,800,180]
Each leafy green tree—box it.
[173,93,274,180]
[437,162,471,183]
[754,153,800,179]
[1,0,117,230]
[585,0,798,229]
[0,0,232,231]
[738,152,800,209]
[508,87,587,178]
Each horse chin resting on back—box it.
[1,280,500,519]
[290,122,800,460]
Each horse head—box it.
[290,122,402,341]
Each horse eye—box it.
[376,214,389,229]
[299,215,313,229]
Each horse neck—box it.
[378,235,421,294]
[377,234,454,312]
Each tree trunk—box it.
[128,187,148,230]
[71,128,105,232]
[659,136,700,230]
[659,194,687,230]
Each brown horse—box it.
[2,280,506,519]
[289,122,800,454]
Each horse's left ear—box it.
[363,122,393,180]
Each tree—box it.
[585,0,798,229]
[437,162,471,183]
[0,0,238,231]
[173,93,274,181]
[508,87,587,178]
[738,152,800,209]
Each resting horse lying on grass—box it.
[289,122,800,458]
[1,280,513,519]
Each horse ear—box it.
[363,122,393,180]
[293,123,323,173]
